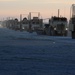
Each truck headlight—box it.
[54,27,56,30]
[66,28,68,30]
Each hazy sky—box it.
[0,0,74,20]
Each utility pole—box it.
[29,12,32,32]
[58,9,60,17]
[20,14,22,31]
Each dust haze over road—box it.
[0,27,75,75]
